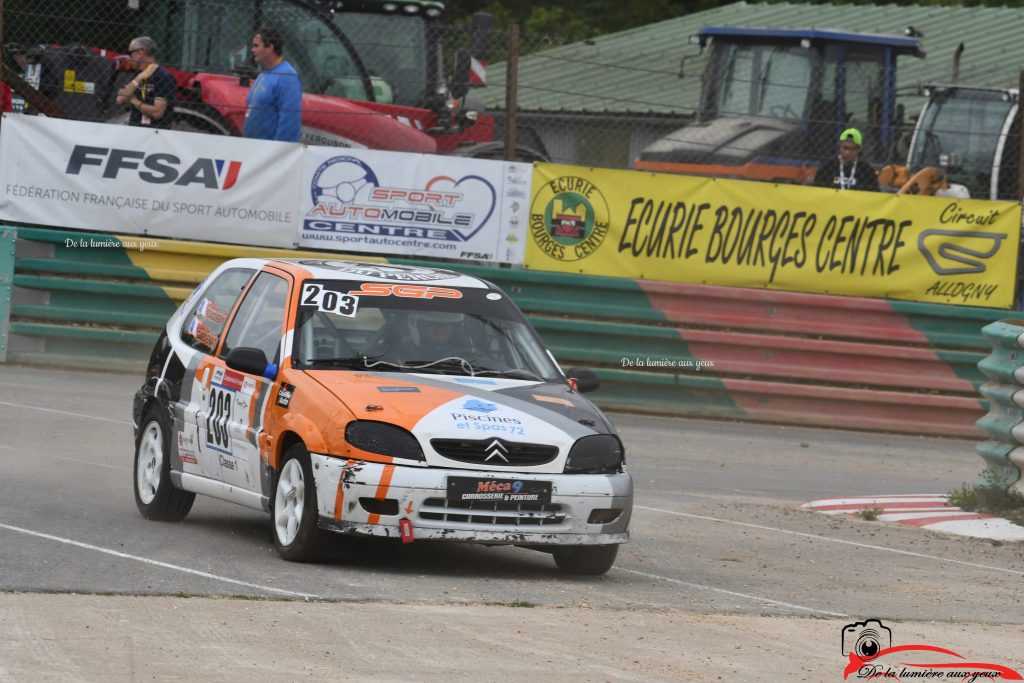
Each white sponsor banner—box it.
[0,115,302,247]
[297,147,529,263]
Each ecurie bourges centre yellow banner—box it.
[526,163,1022,309]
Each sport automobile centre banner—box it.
[527,163,1022,308]
[0,116,531,263]
[297,147,529,263]
[0,115,302,248]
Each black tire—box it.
[169,106,237,136]
[552,544,619,575]
[134,406,195,522]
[271,444,331,562]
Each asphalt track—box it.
[1,364,1022,681]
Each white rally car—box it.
[132,259,632,574]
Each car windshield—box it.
[909,89,1014,198]
[292,280,561,382]
[710,42,814,119]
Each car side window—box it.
[221,272,290,364]
[180,268,256,354]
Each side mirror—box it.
[226,347,276,380]
[566,367,600,393]
[233,64,258,87]
[451,48,471,101]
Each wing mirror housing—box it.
[226,347,277,380]
[566,367,600,393]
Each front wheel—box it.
[552,544,619,575]
[134,406,195,521]
[272,444,331,562]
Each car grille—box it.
[419,498,567,526]
[430,438,558,466]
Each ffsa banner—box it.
[297,147,529,263]
[0,115,302,247]
[527,163,1022,308]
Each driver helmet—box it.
[409,311,464,349]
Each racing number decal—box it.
[301,283,358,317]
[205,386,233,454]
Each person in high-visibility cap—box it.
[812,128,879,192]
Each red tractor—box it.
[7,0,547,160]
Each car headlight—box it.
[345,421,424,461]
[564,435,624,474]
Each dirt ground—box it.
[2,593,1022,682]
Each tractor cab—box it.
[906,85,1019,200]
[635,27,924,183]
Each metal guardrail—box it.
[4,224,1010,437]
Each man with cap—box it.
[115,36,175,128]
[812,128,879,192]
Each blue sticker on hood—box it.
[463,399,498,413]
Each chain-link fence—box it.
[1,0,1021,200]
[1,0,507,154]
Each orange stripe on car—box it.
[367,465,396,525]
[333,459,357,521]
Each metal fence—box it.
[1,0,1021,201]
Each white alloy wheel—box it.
[136,420,164,505]
[274,458,306,547]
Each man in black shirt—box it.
[115,36,175,129]
[812,128,879,192]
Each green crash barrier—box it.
[0,228,15,363]
[975,320,1024,490]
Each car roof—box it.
[264,258,493,289]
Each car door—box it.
[197,270,291,492]
[176,267,256,479]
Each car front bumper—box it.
[310,454,632,545]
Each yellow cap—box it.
[839,128,863,146]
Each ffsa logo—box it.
[65,146,241,190]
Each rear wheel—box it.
[552,544,619,575]
[134,406,195,521]
[272,444,331,562]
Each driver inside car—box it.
[406,311,474,361]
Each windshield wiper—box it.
[397,357,477,375]
[303,354,376,369]
[472,367,542,381]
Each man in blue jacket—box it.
[244,27,302,142]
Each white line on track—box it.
[0,522,322,600]
[616,567,847,617]
[0,400,132,426]
[0,443,129,472]
[635,505,1024,578]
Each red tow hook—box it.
[399,518,414,544]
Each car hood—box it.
[304,370,614,471]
